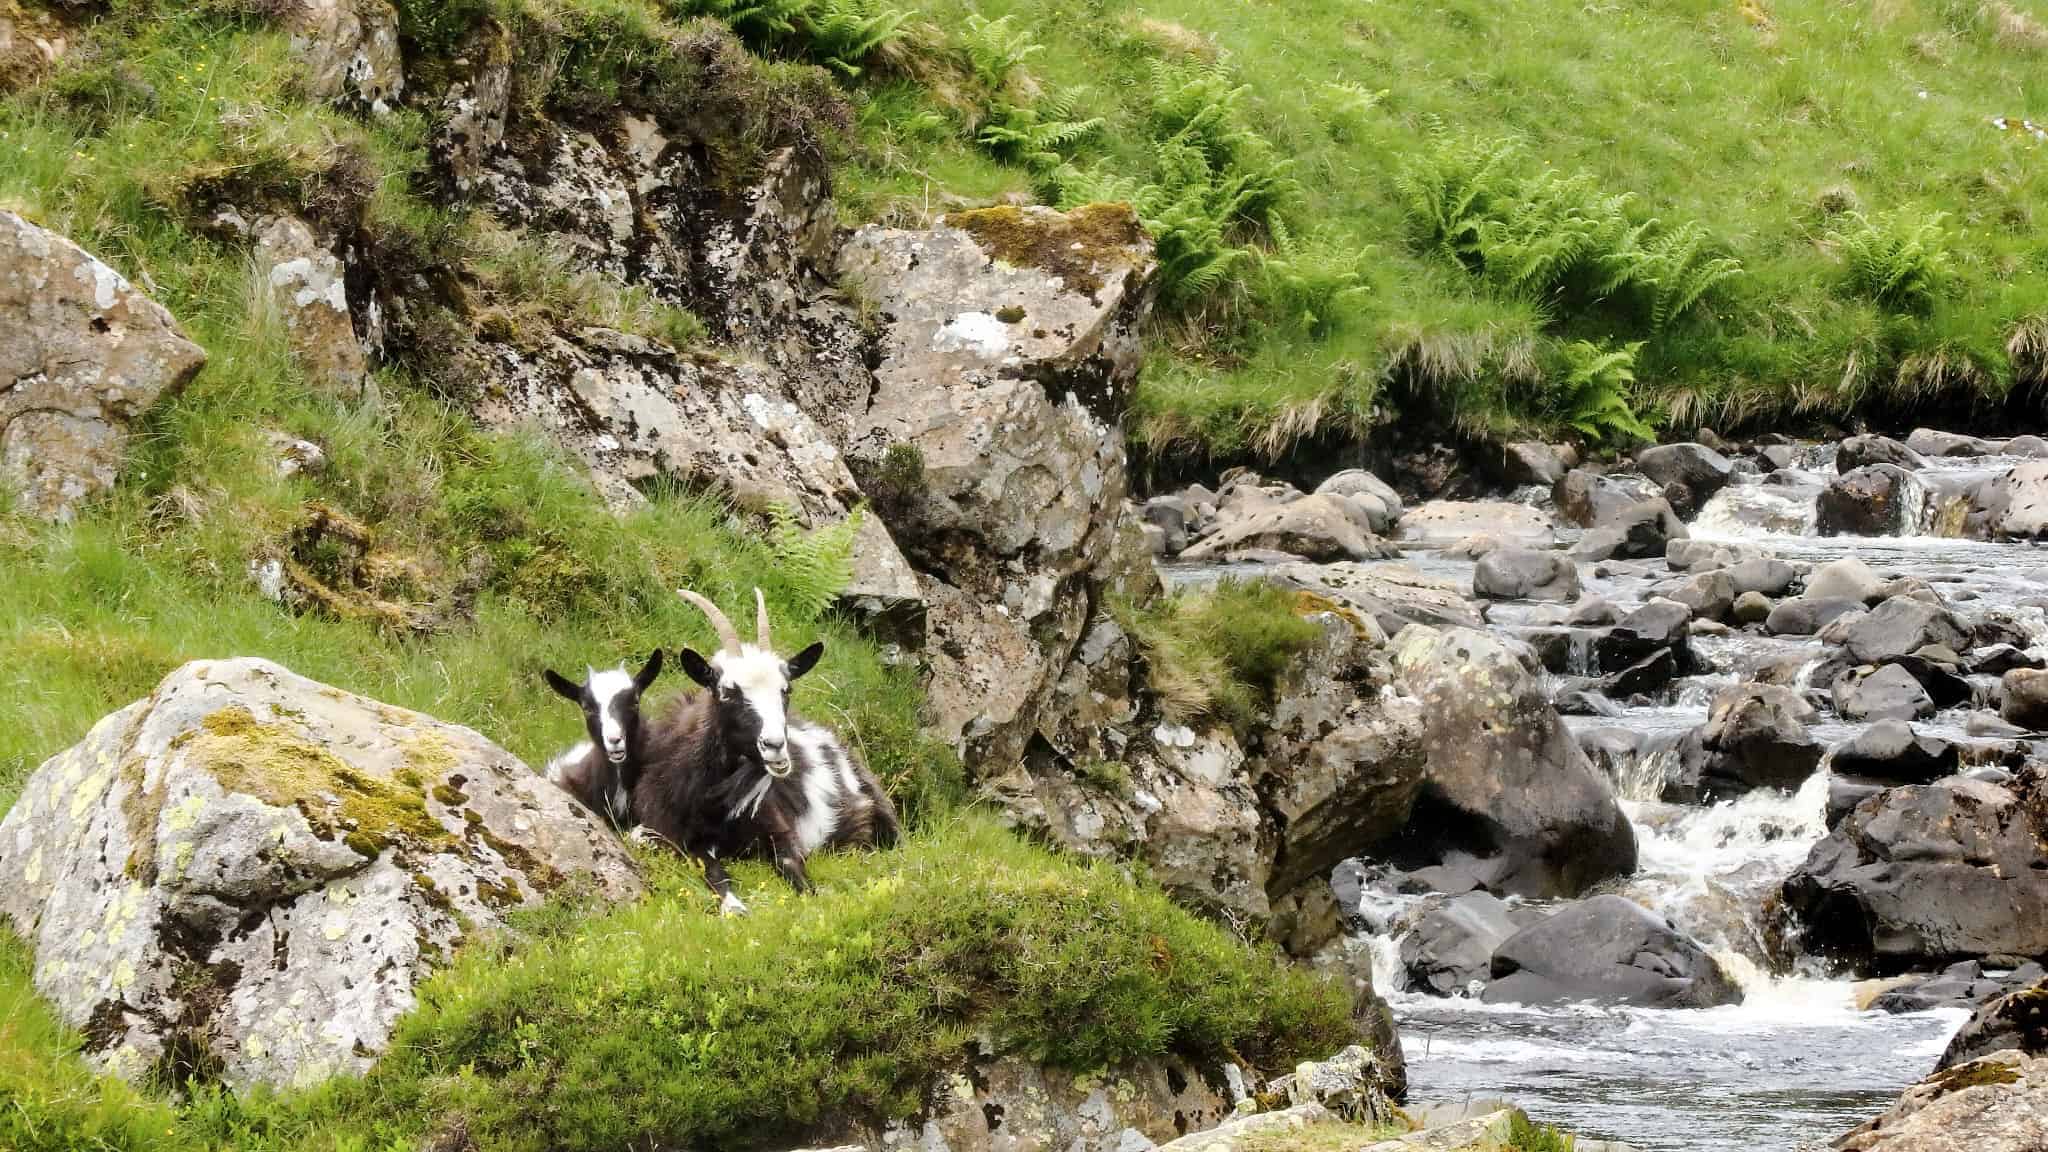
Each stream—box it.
[1170,443,2048,1150]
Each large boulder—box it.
[1,210,207,521]
[1782,766,2048,971]
[1387,626,1637,898]
[1905,428,2003,457]
[1315,469,1402,534]
[1838,596,1970,664]
[1604,498,1689,559]
[1766,596,1863,637]
[1496,441,1576,487]
[1834,1051,2048,1152]
[1400,891,1524,996]
[2005,668,2048,730]
[1483,895,1742,1008]
[1979,461,2048,541]
[1832,663,1937,722]
[837,203,1156,769]
[0,659,642,1089]
[1690,683,1824,797]
[1806,557,1886,604]
[1827,720,1960,783]
[1838,434,1926,473]
[1471,548,1580,602]
[1552,468,1660,527]
[1817,464,1930,536]
[1395,501,1555,549]
[1181,493,1399,563]
[1938,975,2047,1070]
[1595,598,1693,672]
[1635,442,1734,515]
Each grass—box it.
[1113,578,1324,738]
[829,0,2048,464]
[1,818,1358,1152]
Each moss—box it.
[431,781,470,808]
[472,875,521,909]
[1237,1120,1406,1152]
[1926,1058,2021,1094]
[189,707,453,857]
[118,756,165,883]
[944,203,1147,299]
[995,304,1028,323]
[461,808,563,894]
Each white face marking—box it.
[713,647,792,773]
[587,666,635,764]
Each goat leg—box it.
[773,844,815,894]
[698,851,749,916]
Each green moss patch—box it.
[1927,1058,2022,1095]
[945,203,1148,299]
[190,707,453,859]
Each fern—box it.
[1552,339,1653,444]
[676,0,814,39]
[960,13,1041,90]
[1633,221,1743,329]
[801,0,909,76]
[1256,215,1372,335]
[1828,208,1953,310]
[977,91,1103,171]
[1394,130,1521,266]
[764,503,861,617]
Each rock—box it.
[1834,1050,2048,1152]
[1606,498,1689,559]
[1733,591,1773,625]
[1834,664,1937,722]
[1471,548,1580,602]
[1316,469,1403,533]
[1939,975,2047,1070]
[1636,442,1735,513]
[1149,1105,1332,1152]
[1,210,207,521]
[1400,892,1524,996]
[1872,961,2030,1015]
[1967,710,2029,739]
[1807,557,1886,604]
[1395,501,1556,549]
[1181,493,1399,563]
[1970,645,2044,676]
[1264,1045,1399,1127]
[1758,443,1799,471]
[1141,498,1190,555]
[1569,598,1620,626]
[0,659,642,1088]
[1595,598,1693,671]
[2002,668,2048,730]
[1829,720,1960,783]
[1567,526,1624,561]
[283,0,403,113]
[1828,775,1888,828]
[1724,557,1798,597]
[1496,441,1576,487]
[1483,895,1742,1008]
[2008,435,2048,458]
[471,327,926,644]
[1905,428,2003,457]
[1839,597,1971,664]
[432,25,513,196]
[1388,626,1637,897]
[1270,562,1481,636]
[1783,765,2048,970]
[1665,538,1763,572]
[1665,569,1737,622]
[1839,434,1927,473]
[900,1051,1246,1152]
[1766,596,1863,637]
[1982,461,2048,540]
[1604,648,1680,698]
[253,215,367,398]
[1552,469,1660,527]
[1817,465,1930,536]
[1695,683,1825,796]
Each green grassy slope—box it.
[837,0,2048,460]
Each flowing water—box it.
[1170,447,2048,1149]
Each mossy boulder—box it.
[0,658,640,1090]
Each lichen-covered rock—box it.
[0,659,641,1089]
[1817,464,1931,536]
[1387,626,1637,897]
[1395,501,1556,549]
[1,210,206,520]
[1834,1051,2048,1152]
[254,215,367,398]
[883,1051,1240,1152]
[1980,460,2048,540]
[836,204,1155,768]
[469,325,924,638]
[1938,975,2047,1070]
[284,0,402,113]
[1182,492,1399,563]
[1268,562,1481,636]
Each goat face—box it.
[544,650,663,765]
[679,640,824,777]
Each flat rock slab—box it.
[0,658,641,1089]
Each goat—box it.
[634,587,900,914]
[541,651,664,830]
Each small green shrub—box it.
[1255,216,1372,336]
[1828,208,1954,310]
[1550,339,1652,444]
[1508,1112,1577,1152]
[1116,579,1323,736]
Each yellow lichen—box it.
[943,203,1147,299]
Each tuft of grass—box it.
[1113,578,1323,738]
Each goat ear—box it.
[679,648,719,690]
[635,648,664,692]
[543,669,582,702]
[785,641,826,682]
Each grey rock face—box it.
[253,215,367,398]
[283,0,403,113]
[1400,892,1524,996]
[1833,664,1937,722]
[0,659,642,1089]
[1817,464,1929,536]
[1,211,207,520]
[1835,1050,2048,1152]
[1838,434,1927,473]
[1471,548,1581,602]
[1484,895,1742,1008]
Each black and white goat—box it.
[634,588,899,914]
[541,651,664,830]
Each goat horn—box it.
[677,589,743,655]
[754,587,771,651]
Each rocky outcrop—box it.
[1834,1051,2048,1152]
[1386,626,1636,898]
[1,210,207,520]
[284,0,403,114]
[1782,766,2048,971]
[253,214,368,398]
[0,658,641,1089]
[1939,975,2047,1070]
[1484,895,1742,1008]
[1400,891,1524,996]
